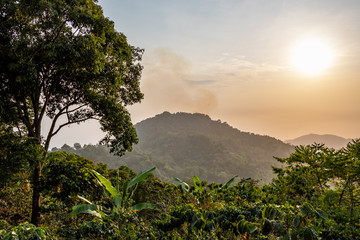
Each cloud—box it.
[185,79,217,85]
[128,48,360,141]
[129,48,218,119]
[129,49,291,124]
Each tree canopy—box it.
[0,0,143,154]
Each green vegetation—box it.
[71,167,158,218]
[1,1,358,239]
[55,112,295,184]
[0,0,143,225]
[1,140,359,239]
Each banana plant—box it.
[173,175,239,206]
[70,167,158,219]
[173,175,239,193]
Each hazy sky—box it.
[50,0,360,147]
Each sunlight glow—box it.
[291,38,335,76]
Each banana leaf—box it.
[173,177,190,191]
[222,175,238,189]
[92,170,118,199]
[127,167,156,189]
[70,204,107,218]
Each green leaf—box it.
[127,167,156,189]
[70,204,106,218]
[250,226,258,234]
[237,220,250,234]
[273,221,284,235]
[173,177,190,191]
[300,227,318,240]
[193,176,202,191]
[262,219,272,235]
[262,205,278,220]
[4,231,15,240]
[293,214,302,229]
[222,175,238,188]
[238,177,252,185]
[283,230,293,240]
[130,202,159,211]
[113,195,122,208]
[116,170,120,192]
[299,207,307,217]
[315,209,327,220]
[77,195,93,204]
[300,203,314,217]
[92,170,118,199]
[122,181,129,206]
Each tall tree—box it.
[333,140,360,220]
[271,144,335,203]
[0,0,144,225]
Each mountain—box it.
[61,112,294,184]
[285,134,353,149]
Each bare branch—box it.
[51,116,98,137]
[66,104,88,114]
[43,100,89,151]
[44,102,75,151]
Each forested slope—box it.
[58,112,294,183]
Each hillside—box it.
[60,112,295,183]
[285,134,353,149]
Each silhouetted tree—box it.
[73,142,82,150]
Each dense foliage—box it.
[0,0,144,225]
[53,112,295,184]
[0,0,143,154]
[1,140,359,239]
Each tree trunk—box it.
[31,162,42,225]
[338,177,350,207]
[349,183,354,224]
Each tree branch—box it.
[16,124,23,138]
[38,71,50,124]
[43,101,90,151]
[51,116,98,137]
[16,102,34,137]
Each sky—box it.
[50,0,360,147]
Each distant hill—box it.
[285,134,353,149]
[58,112,294,183]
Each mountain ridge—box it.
[285,133,353,149]
[61,111,295,184]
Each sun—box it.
[291,38,335,76]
